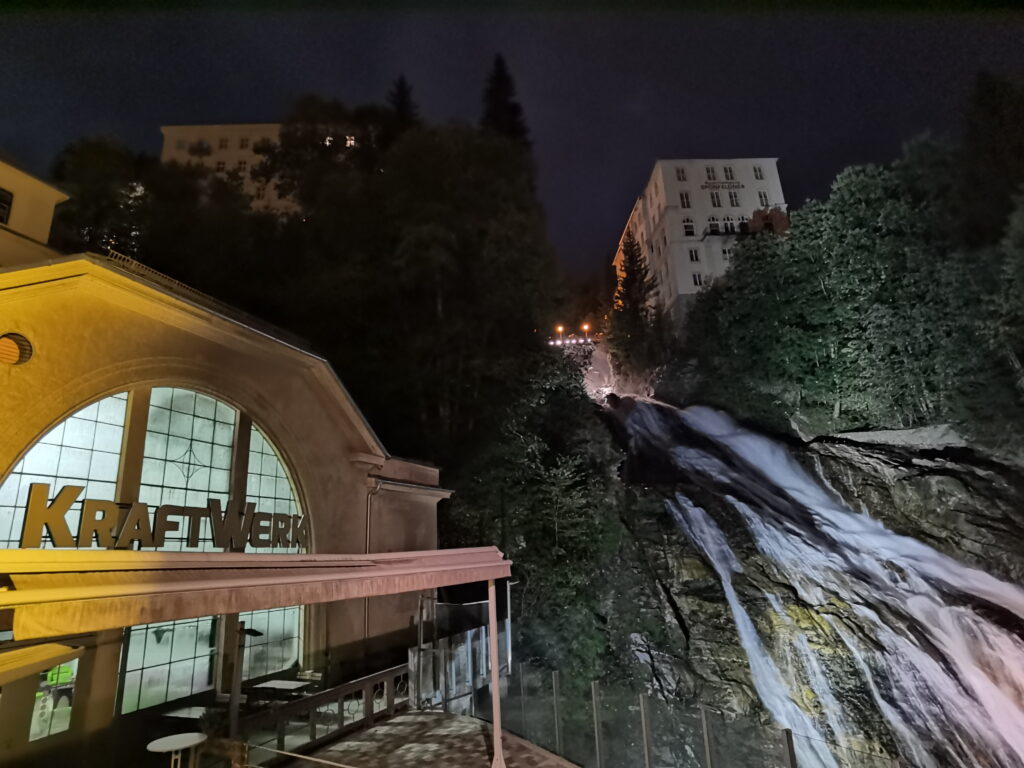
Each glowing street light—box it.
[582,323,590,341]
[556,324,564,341]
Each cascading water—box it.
[610,395,1024,768]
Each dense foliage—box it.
[682,74,1024,445]
[48,65,637,679]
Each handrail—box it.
[240,663,408,734]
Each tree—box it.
[958,71,1024,246]
[607,230,662,378]
[386,74,420,132]
[480,54,530,146]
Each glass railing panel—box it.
[596,688,645,768]
[647,697,706,768]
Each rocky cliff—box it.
[608,396,1024,768]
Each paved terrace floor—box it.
[295,711,577,768]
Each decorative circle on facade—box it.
[0,333,32,365]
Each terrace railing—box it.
[240,664,409,766]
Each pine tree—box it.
[608,230,660,376]
[480,54,530,145]
[387,74,420,132]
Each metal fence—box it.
[477,663,899,768]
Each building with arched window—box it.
[0,156,510,767]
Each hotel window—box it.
[754,165,765,180]
[215,161,226,173]
[705,166,717,181]
[724,217,736,233]
[724,166,735,181]
[758,190,770,207]
[729,191,740,207]
[723,247,734,259]
[683,217,695,237]
[218,138,229,150]
[679,192,691,208]
[675,167,686,181]
[692,273,704,287]
[29,660,79,741]
[345,135,357,148]
[708,217,720,234]
[0,187,11,225]
[239,137,250,149]
[237,160,248,173]
[710,191,722,208]
[256,186,266,201]
[689,248,700,262]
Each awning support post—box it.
[229,620,247,739]
[488,579,507,768]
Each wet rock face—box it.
[808,438,1024,583]
[611,400,1024,768]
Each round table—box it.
[146,732,207,768]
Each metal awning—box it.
[0,547,511,640]
[0,642,84,685]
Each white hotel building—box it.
[614,158,787,325]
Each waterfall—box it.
[614,397,1024,768]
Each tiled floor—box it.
[306,711,578,768]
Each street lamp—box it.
[582,323,590,342]
[556,324,564,341]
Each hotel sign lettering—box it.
[19,483,309,550]
[699,181,744,190]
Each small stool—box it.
[146,731,207,768]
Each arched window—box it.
[682,217,695,237]
[723,216,736,234]
[708,216,720,235]
[0,387,305,715]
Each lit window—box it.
[729,191,740,207]
[345,135,357,148]
[676,167,686,181]
[710,191,722,208]
[692,273,704,287]
[0,187,11,226]
[689,248,700,262]
[239,137,250,149]
[175,139,187,151]
[679,192,691,208]
[683,217,695,237]
[706,166,716,181]
[758,190,769,207]
[237,160,247,172]
[0,392,128,549]
[724,217,736,233]
[30,660,78,741]
[215,161,226,173]
[724,166,734,181]
[754,165,764,180]
[218,138,229,150]
[708,217,720,234]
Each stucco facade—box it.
[614,158,788,327]
[160,123,298,214]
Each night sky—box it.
[2,9,1024,274]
